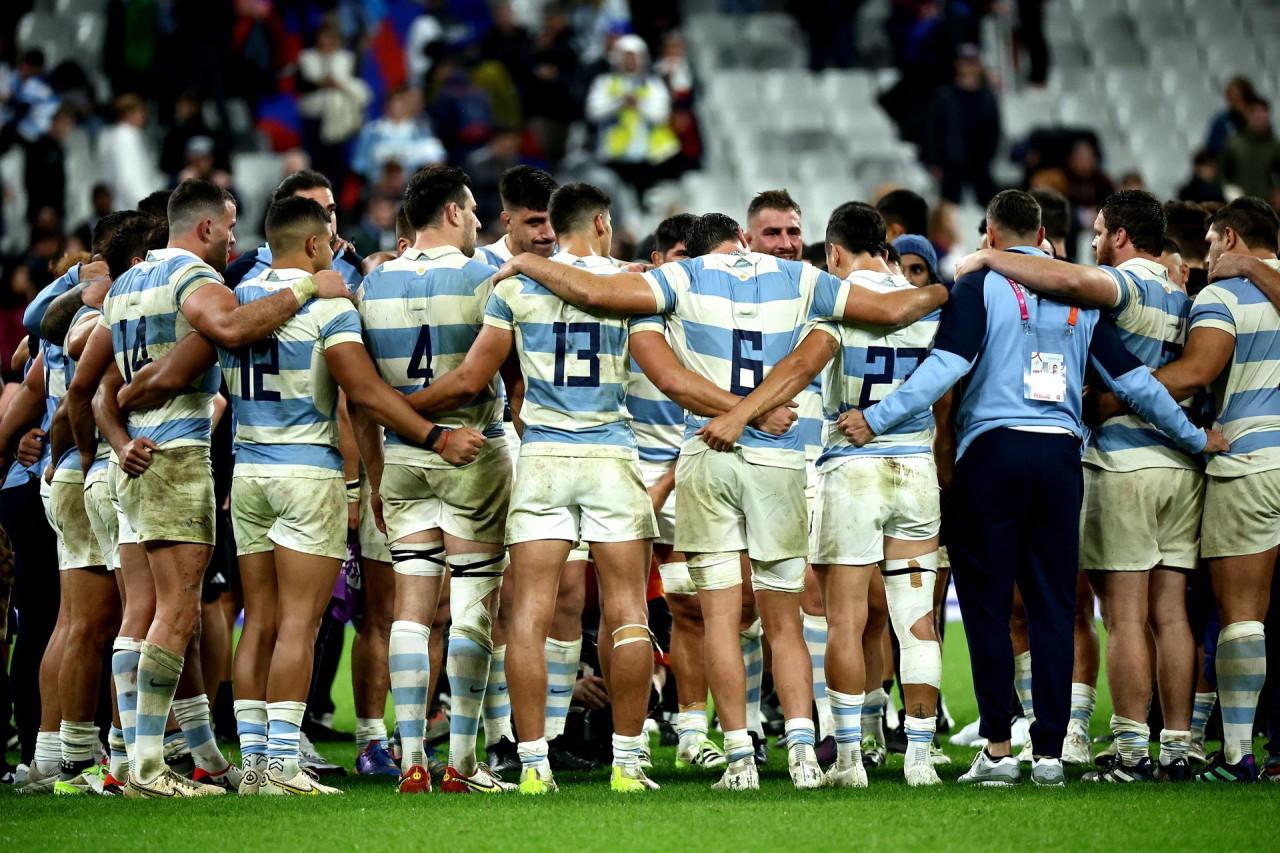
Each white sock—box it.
[133,641,183,782]
[828,688,864,767]
[34,730,61,773]
[544,636,581,741]
[612,732,644,771]
[483,644,513,745]
[389,620,430,771]
[356,717,388,753]
[723,728,753,764]
[266,700,306,779]
[802,614,834,738]
[111,637,142,769]
[108,726,128,780]
[1112,714,1150,766]
[171,694,228,773]
[1014,651,1035,724]
[1191,691,1216,741]
[676,707,709,751]
[740,619,764,737]
[59,720,99,767]
[785,717,816,764]
[862,687,887,747]
[1068,682,1096,735]
[904,714,936,768]
[1159,729,1191,766]
[1216,620,1266,764]
[518,737,550,773]
[234,699,268,770]
[446,634,491,775]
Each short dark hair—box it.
[1030,189,1070,243]
[1210,196,1280,255]
[403,165,472,231]
[1163,201,1209,264]
[653,213,697,255]
[687,213,741,257]
[1161,238,1182,257]
[272,170,333,206]
[825,202,886,257]
[395,204,413,242]
[91,209,140,257]
[801,242,827,270]
[884,243,902,268]
[104,215,168,280]
[986,189,1041,241]
[167,179,235,233]
[1100,189,1166,255]
[136,190,172,218]
[498,165,558,212]
[548,183,612,237]
[264,196,331,250]
[748,189,801,221]
[877,189,929,236]
[1192,148,1216,168]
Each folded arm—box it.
[961,249,1121,308]
[1150,326,1235,403]
[117,332,219,412]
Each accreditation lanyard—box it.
[1007,278,1076,334]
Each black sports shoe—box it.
[547,741,600,772]
[1083,754,1154,783]
[1193,751,1257,783]
[750,731,769,767]
[303,714,354,743]
[485,737,520,778]
[657,718,679,747]
[887,721,908,755]
[1154,757,1191,782]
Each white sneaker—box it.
[676,735,727,770]
[1188,734,1208,765]
[949,718,985,748]
[193,761,243,792]
[1031,756,1065,787]
[262,769,343,795]
[125,767,226,798]
[905,761,942,787]
[1061,725,1092,765]
[825,761,868,788]
[787,743,824,790]
[639,742,653,770]
[712,756,759,791]
[18,761,58,794]
[958,750,1021,787]
[238,764,263,796]
[1016,739,1034,765]
[1011,717,1031,748]
[929,744,951,766]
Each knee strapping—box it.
[448,553,507,648]
[749,556,806,593]
[882,553,941,688]
[612,623,655,650]
[687,551,741,591]
[391,541,446,577]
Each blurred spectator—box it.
[298,23,372,186]
[569,0,632,66]
[925,44,1000,205]
[1117,171,1144,191]
[351,88,446,181]
[22,105,74,226]
[654,32,702,171]
[98,94,164,213]
[161,90,231,182]
[524,4,581,165]
[1178,149,1226,204]
[177,136,235,193]
[73,184,115,252]
[1205,76,1258,156]
[227,0,289,105]
[467,130,532,221]
[1,50,59,144]
[0,263,36,378]
[480,2,533,83]
[585,35,679,198]
[794,0,859,71]
[426,50,498,166]
[877,188,930,242]
[1016,0,1047,86]
[1219,97,1280,201]
[105,0,164,98]
[1063,138,1113,230]
[347,193,399,257]
[406,0,447,90]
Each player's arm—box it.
[496,253,659,314]
[181,269,351,350]
[41,261,111,345]
[117,332,219,412]
[931,387,959,494]
[498,351,525,437]
[404,324,514,415]
[1088,318,1220,454]
[349,404,385,496]
[0,350,48,459]
[697,327,836,451]
[65,325,114,462]
[46,399,73,477]
[840,281,949,327]
[1150,326,1235,403]
[65,311,100,361]
[953,248,1121,308]
[1207,252,1280,314]
[94,364,154,476]
[326,342,484,466]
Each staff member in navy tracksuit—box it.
[841,190,1227,786]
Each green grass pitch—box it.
[3,624,1276,852]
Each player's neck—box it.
[557,234,600,258]
[167,236,208,264]
[411,229,460,254]
[271,253,317,275]
[833,253,890,279]
[1112,249,1158,267]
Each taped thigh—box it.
[687,551,741,591]
[749,556,806,593]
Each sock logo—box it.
[469,686,486,693]
[148,678,175,688]
[549,687,571,695]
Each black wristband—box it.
[425,425,446,452]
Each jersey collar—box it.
[402,245,464,262]
[551,250,614,271]
[1116,256,1174,291]
[262,267,311,283]
[145,247,203,263]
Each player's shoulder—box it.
[844,269,910,294]
[224,247,266,286]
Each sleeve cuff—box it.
[1189,318,1236,336]
[483,314,514,332]
[642,273,669,313]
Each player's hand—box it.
[16,428,46,467]
[751,401,798,436]
[1082,386,1125,427]
[1208,251,1254,282]
[42,462,54,486]
[493,256,523,283]
[313,269,353,301]
[573,674,609,710]
[121,437,158,477]
[647,481,673,514]
[952,249,991,280]
[436,426,486,466]
[79,259,112,307]
[696,412,748,452]
[837,408,876,447]
[1202,429,1229,454]
[621,261,654,273]
[347,496,360,533]
[333,236,355,256]
[371,490,386,534]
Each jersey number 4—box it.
[553,321,600,387]
[408,325,433,383]
[858,346,927,407]
[238,339,281,402]
[116,318,152,382]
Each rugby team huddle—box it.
[6,158,1280,798]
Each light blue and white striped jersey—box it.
[476,235,513,269]
[485,251,638,458]
[357,245,505,468]
[810,270,940,467]
[98,248,222,448]
[222,268,364,478]
[52,306,113,484]
[626,314,684,463]
[641,250,849,469]
[1189,258,1280,478]
[1085,256,1196,472]
[797,376,824,461]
